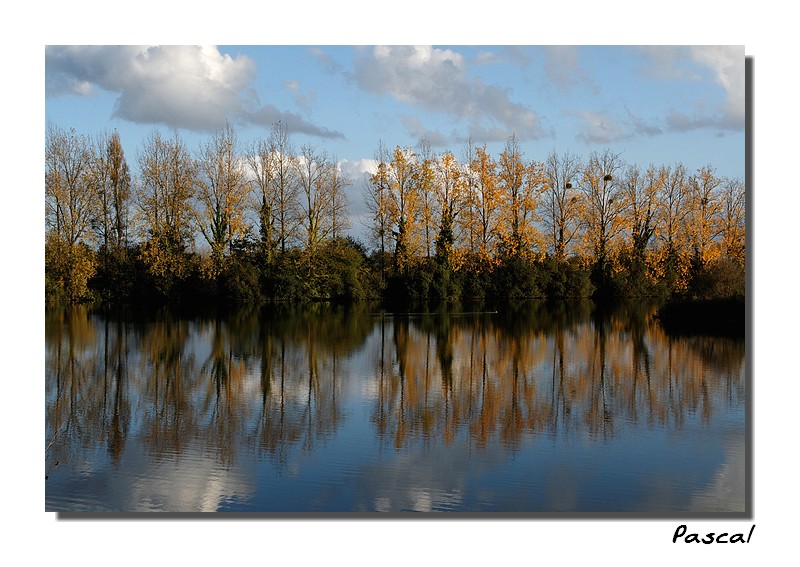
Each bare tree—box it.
[269,122,301,253]
[296,143,330,253]
[719,177,745,264]
[364,141,393,274]
[581,149,625,267]
[327,159,352,241]
[541,150,583,260]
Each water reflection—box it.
[45,301,745,512]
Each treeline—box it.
[45,121,745,307]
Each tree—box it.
[106,131,132,249]
[88,130,132,253]
[416,138,437,259]
[269,122,301,254]
[469,144,501,263]
[384,145,420,271]
[458,139,480,255]
[616,163,662,293]
[621,163,660,261]
[45,123,97,302]
[296,144,332,253]
[581,150,625,291]
[45,123,95,248]
[136,129,197,291]
[365,141,393,278]
[496,134,544,259]
[433,150,465,268]
[719,177,745,265]
[246,135,278,263]
[196,122,251,269]
[654,163,690,291]
[686,164,723,268]
[327,159,352,241]
[541,150,583,260]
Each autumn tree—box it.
[383,145,420,271]
[416,139,437,259]
[196,122,251,271]
[540,150,583,260]
[719,177,745,265]
[581,149,625,291]
[654,163,690,291]
[612,163,663,294]
[136,129,197,294]
[621,164,660,258]
[83,130,135,301]
[45,123,95,248]
[433,150,465,269]
[686,164,723,268]
[45,123,97,301]
[497,135,545,259]
[469,144,501,263]
[90,130,132,252]
[458,139,480,255]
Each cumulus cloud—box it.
[45,45,343,138]
[354,45,546,143]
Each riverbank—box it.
[656,296,745,337]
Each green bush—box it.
[686,257,745,301]
[220,256,262,304]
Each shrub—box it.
[686,257,745,301]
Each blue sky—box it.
[45,44,744,240]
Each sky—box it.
[44,44,745,242]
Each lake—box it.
[44,300,746,513]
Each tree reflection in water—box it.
[45,300,745,511]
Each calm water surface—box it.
[45,301,746,513]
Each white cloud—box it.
[339,158,378,179]
[45,45,342,138]
[544,46,596,93]
[575,110,627,145]
[354,45,546,143]
[284,79,315,110]
[400,115,450,147]
[637,45,744,132]
[46,45,255,131]
[356,46,465,107]
[308,46,344,75]
[690,45,745,128]
[573,107,664,145]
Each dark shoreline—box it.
[655,297,745,338]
